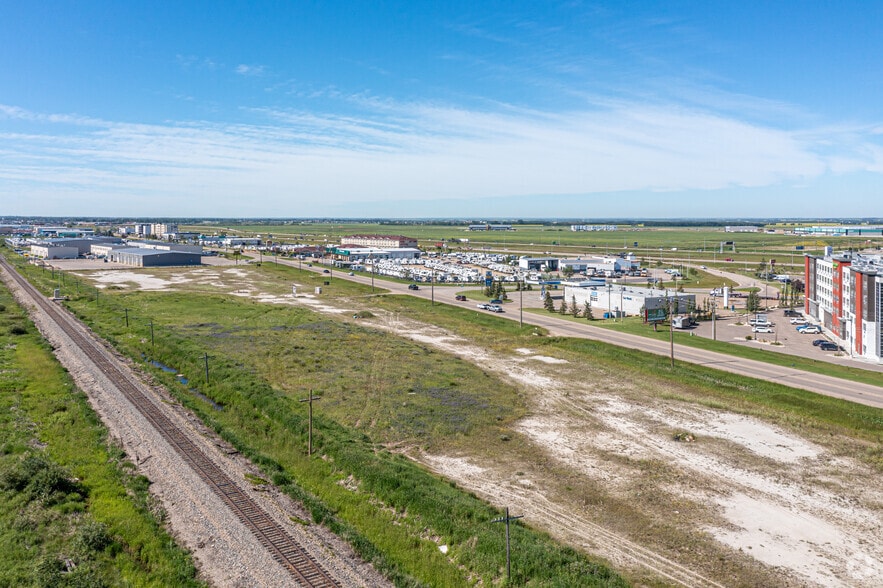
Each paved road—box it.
[278,257,883,410]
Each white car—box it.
[752,326,774,333]
[800,326,822,334]
[790,318,806,325]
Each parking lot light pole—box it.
[519,279,523,327]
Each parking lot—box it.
[687,306,855,364]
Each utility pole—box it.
[431,270,434,306]
[149,319,154,349]
[299,391,322,457]
[124,308,129,328]
[490,507,523,581]
[204,353,210,383]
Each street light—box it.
[607,283,612,320]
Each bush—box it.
[77,521,113,552]
[9,325,27,335]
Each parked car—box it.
[790,318,807,325]
[812,339,828,346]
[408,284,419,290]
[455,294,467,301]
[818,342,841,351]
[800,326,822,334]
[752,326,774,333]
[784,309,801,317]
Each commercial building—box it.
[563,283,695,318]
[570,225,617,231]
[108,248,202,267]
[559,255,639,275]
[804,251,882,362]
[467,224,513,231]
[30,237,123,258]
[794,225,883,237]
[331,246,421,261]
[340,234,418,248]
[518,257,559,271]
[30,245,79,259]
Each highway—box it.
[280,257,883,410]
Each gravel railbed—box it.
[2,266,390,588]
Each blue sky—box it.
[2,1,882,218]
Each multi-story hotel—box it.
[804,250,882,362]
[340,234,418,249]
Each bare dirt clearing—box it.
[77,266,883,587]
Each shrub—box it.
[77,521,113,552]
[9,325,27,335]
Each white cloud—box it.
[235,64,265,76]
[2,99,882,216]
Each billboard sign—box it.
[646,308,666,322]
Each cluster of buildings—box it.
[804,249,883,362]
[19,236,203,267]
[563,283,695,319]
[570,225,618,232]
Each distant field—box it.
[183,221,882,272]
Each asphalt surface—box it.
[262,256,883,410]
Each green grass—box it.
[4,252,626,587]
[527,309,883,388]
[0,281,204,588]
[183,221,882,268]
[10,249,883,586]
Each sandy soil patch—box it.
[72,265,883,587]
[88,270,193,290]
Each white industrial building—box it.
[518,257,559,271]
[558,255,640,275]
[30,245,79,259]
[564,283,695,318]
[331,246,421,261]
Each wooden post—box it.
[491,507,524,580]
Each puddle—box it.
[145,357,223,410]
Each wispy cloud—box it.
[2,97,882,216]
[235,64,265,76]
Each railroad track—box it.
[1,257,340,588]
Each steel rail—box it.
[1,257,339,587]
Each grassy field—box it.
[525,309,883,388]
[6,253,626,587]
[9,253,883,586]
[0,282,203,587]
[183,222,882,269]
